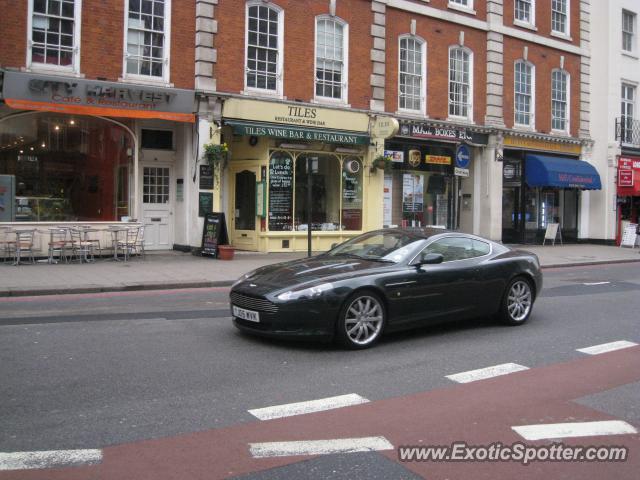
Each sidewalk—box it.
[0,244,638,297]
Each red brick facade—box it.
[0,0,194,89]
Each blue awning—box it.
[525,154,602,190]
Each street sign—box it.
[454,167,470,177]
[618,169,633,187]
[455,144,471,169]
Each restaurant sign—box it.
[2,70,195,122]
[225,119,369,145]
[399,122,489,145]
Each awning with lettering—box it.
[525,154,602,190]
[224,119,370,146]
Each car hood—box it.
[233,256,394,295]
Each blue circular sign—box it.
[455,144,471,169]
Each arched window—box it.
[398,35,426,113]
[448,46,472,119]
[514,60,534,127]
[245,2,283,94]
[315,16,348,102]
[551,69,569,131]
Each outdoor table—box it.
[107,226,130,261]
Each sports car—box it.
[230,228,542,349]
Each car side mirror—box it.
[412,253,444,267]
[330,243,338,249]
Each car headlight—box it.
[277,283,334,301]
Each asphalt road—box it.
[1,263,639,479]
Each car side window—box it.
[472,239,491,257]
[420,237,478,262]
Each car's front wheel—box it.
[500,276,533,325]
[336,291,386,349]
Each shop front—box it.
[217,98,375,252]
[616,155,640,244]
[383,121,488,232]
[0,70,195,250]
[501,136,600,244]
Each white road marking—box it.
[512,421,638,441]
[445,363,529,383]
[583,282,610,286]
[249,436,394,458]
[0,449,103,471]
[248,394,369,420]
[576,340,638,355]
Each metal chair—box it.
[78,225,102,258]
[69,228,95,263]
[133,225,145,259]
[116,226,140,262]
[0,227,13,264]
[47,228,70,264]
[9,229,36,265]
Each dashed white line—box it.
[512,421,638,441]
[576,340,638,355]
[445,363,529,383]
[249,436,394,458]
[0,449,103,471]
[248,393,370,420]
[582,282,611,286]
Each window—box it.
[514,60,534,127]
[125,0,170,80]
[551,0,568,35]
[515,0,534,25]
[551,70,568,131]
[246,3,283,93]
[449,0,472,8]
[398,36,426,112]
[143,167,170,204]
[420,237,482,262]
[622,10,636,53]
[29,0,79,70]
[448,47,472,119]
[621,84,635,143]
[315,17,347,101]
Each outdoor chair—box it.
[47,228,70,264]
[9,229,36,265]
[0,227,13,264]
[78,225,102,258]
[116,226,140,262]
[133,225,145,259]
[69,228,95,263]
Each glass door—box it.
[502,187,521,243]
[231,167,258,250]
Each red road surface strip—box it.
[3,347,639,480]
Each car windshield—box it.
[326,231,424,263]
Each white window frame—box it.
[313,15,348,105]
[621,83,636,144]
[122,0,172,85]
[514,0,536,28]
[622,10,636,54]
[244,1,284,98]
[448,0,476,15]
[551,69,569,133]
[447,46,474,122]
[397,34,427,115]
[26,0,82,74]
[514,60,535,129]
[551,0,569,37]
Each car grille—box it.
[230,292,279,313]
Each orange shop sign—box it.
[425,155,452,165]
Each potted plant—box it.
[372,154,394,173]
[203,142,229,167]
[217,244,235,260]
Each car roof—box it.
[379,227,454,239]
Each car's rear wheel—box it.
[336,291,386,349]
[500,276,533,325]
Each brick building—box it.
[0,0,200,253]
[198,0,599,251]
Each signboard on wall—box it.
[199,165,214,190]
[198,192,213,218]
[383,174,393,226]
[402,174,424,213]
[268,156,293,231]
[399,122,489,145]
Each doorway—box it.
[140,165,173,250]
[230,167,259,250]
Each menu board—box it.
[268,155,293,231]
[402,173,424,213]
[198,192,213,217]
[201,212,229,258]
[199,164,214,190]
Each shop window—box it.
[515,60,534,127]
[0,113,132,221]
[246,2,283,94]
[267,151,363,232]
[448,47,472,120]
[29,0,80,71]
[125,0,169,81]
[551,69,568,132]
[398,35,426,113]
[315,16,347,102]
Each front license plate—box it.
[232,305,260,322]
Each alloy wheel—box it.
[507,280,532,322]
[344,295,384,346]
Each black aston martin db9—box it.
[230,228,542,349]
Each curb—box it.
[541,259,640,269]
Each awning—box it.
[224,119,370,146]
[525,154,602,190]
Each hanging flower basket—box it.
[372,154,394,173]
[203,142,229,167]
